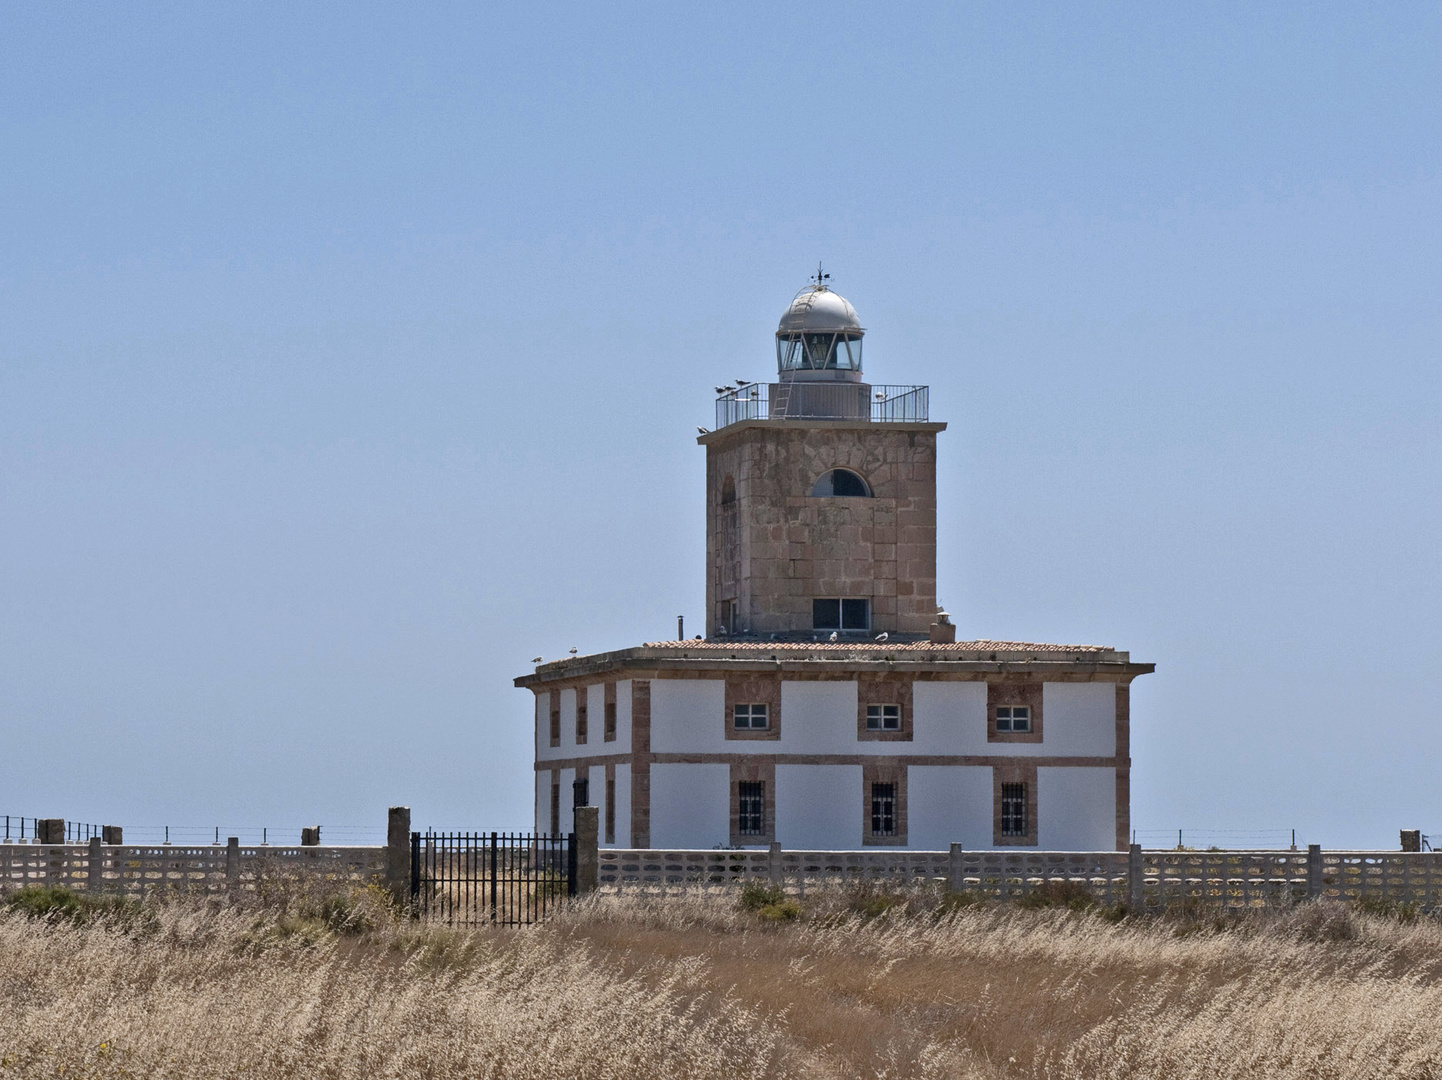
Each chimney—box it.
[928,609,956,644]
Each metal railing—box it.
[714,383,928,430]
[411,831,575,926]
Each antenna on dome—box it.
[810,262,831,289]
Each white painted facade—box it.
[532,668,1130,851]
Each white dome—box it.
[777,286,863,335]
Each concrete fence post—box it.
[87,836,102,893]
[385,807,411,906]
[948,843,964,893]
[769,841,782,887]
[573,806,599,894]
[1307,844,1323,900]
[1128,843,1144,911]
[226,837,240,885]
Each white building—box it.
[517,277,1152,851]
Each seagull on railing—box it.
[714,386,730,395]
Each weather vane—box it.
[810,262,831,288]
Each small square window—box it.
[1001,782,1027,837]
[841,598,870,630]
[812,598,841,629]
[866,704,901,731]
[996,705,1031,733]
[871,782,897,836]
[737,781,765,836]
[733,703,769,730]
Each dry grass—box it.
[3,884,1441,1078]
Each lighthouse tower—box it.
[701,274,945,639]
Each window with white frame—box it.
[733,703,769,730]
[813,598,871,631]
[737,782,765,837]
[865,704,901,731]
[996,705,1031,733]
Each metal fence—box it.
[410,831,575,926]
[714,383,929,429]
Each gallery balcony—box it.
[714,383,929,430]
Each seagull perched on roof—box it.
[531,656,543,663]
[697,426,709,435]
[568,647,578,655]
[714,386,730,395]
[874,632,889,642]
[828,631,839,642]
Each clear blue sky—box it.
[3,5,1438,847]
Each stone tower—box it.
[699,278,946,640]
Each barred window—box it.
[1001,782,1027,837]
[866,704,901,731]
[549,702,560,747]
[604,701,617,740]
[733,703,769,730]
[737,782,765,837]
[576,698,588,744]
[550,780,560,836]
[997,705,1030,733]
[871,782,897,837]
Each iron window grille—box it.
[866,704,901,731]
[604,775,616,844]
[733,703,769,730]
[737,782,765,836]
[549,707,561,747]
[871,782,897,836]
[576,700,588,744]
[603,702,616,740]
[1001,782,1028,837]
[996,705,1031,733]
[813,598,871,631]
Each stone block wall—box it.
[704,421,941,637]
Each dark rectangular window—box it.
[549,700,561,747]
[733,703,769,730]
[576,696,588,745]
[738,782,765,837]
[550,780,560,836]
[813,598,871,631]
[871,782,896,836]
[866,704,901,731]
[1001,782,1027,837]
[997,705,1030,733]
[573,775,589,808]
[604,701,617,740]
[605,774,615,844]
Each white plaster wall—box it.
[1040,683,1115,756]
[534,770,548,836]
[535,683,632,762]
[649,763,730,849]
[1038,767,1115,850]
[608,764,631,848]
[557,767,575,834]
[775,764,863,849]
[779,682,860,754]
[907,765,994,849]
[911,682,989,753]
[650,679,726,753]
[613,680,633,754]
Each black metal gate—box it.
[410,831,575,926]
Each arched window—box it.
[720,475,736,505]
[810,469,872,498]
